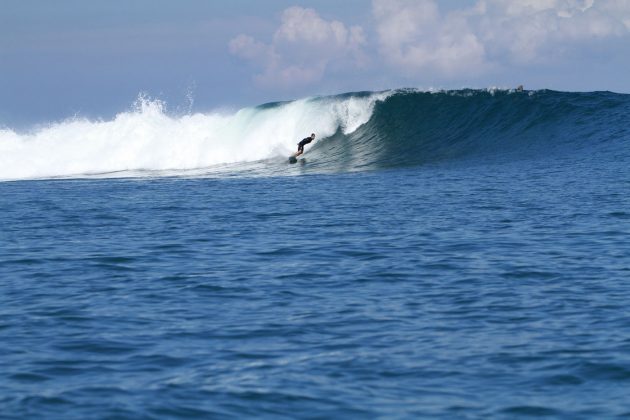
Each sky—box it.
[2,0,630,126]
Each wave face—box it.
[310,89,630,172]
[1,89,629,180]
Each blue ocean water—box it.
[2,89,630,418]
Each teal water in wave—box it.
[1,90,630,418]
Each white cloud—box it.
[474,0,630,62]
[373,0,488,76]
[230,1,630,88]
[229,34,276,64]
[372,0,630,78]
[229,7,367,88]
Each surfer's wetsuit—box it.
[297,137,313,154]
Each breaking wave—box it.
[1,88,629,181]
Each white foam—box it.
[0,92,390,181]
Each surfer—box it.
[294,133,316,157]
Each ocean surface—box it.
[2,89,630,418]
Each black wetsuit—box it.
[297,137,313,153]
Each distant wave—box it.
[1,89,629,181]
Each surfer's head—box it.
[311,133,316,139]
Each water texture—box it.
[1,89,630,418]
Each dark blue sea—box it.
[2,89,630,418]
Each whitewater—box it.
[0,92,390,181]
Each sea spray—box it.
[0,92,389,181]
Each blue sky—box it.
[2,0,630,126]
